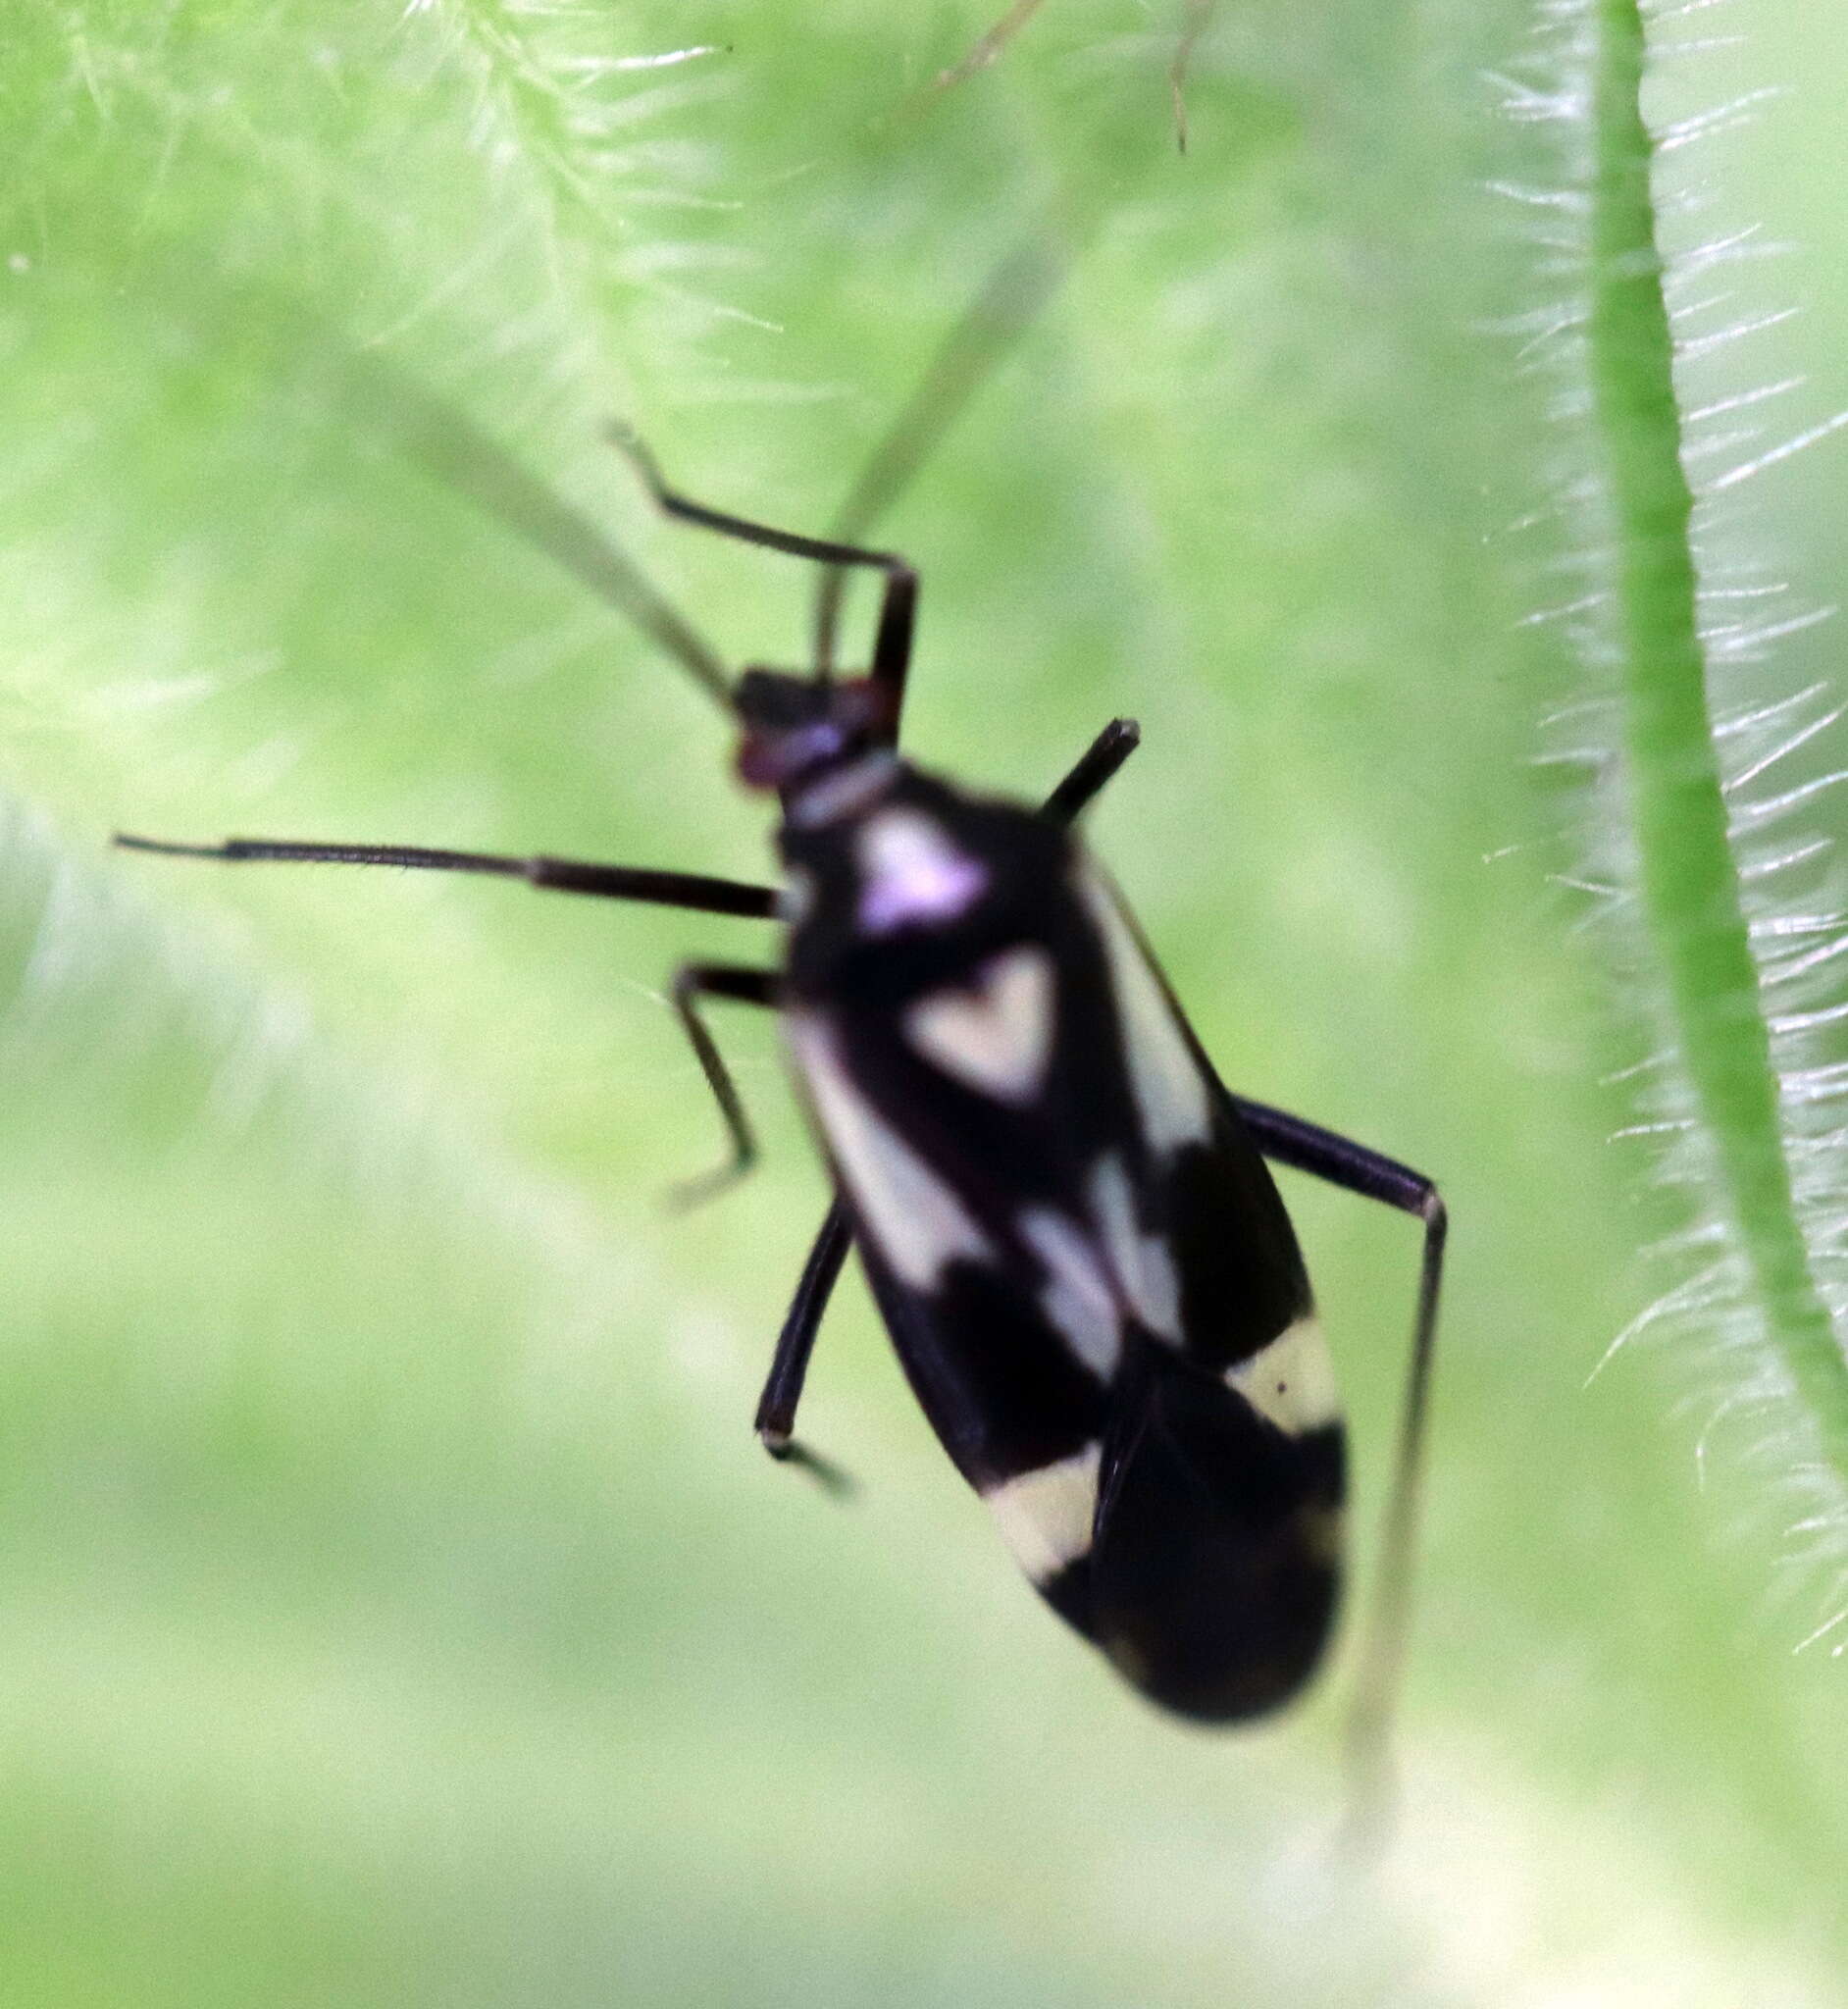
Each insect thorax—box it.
[776,765,1076,1004]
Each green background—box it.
[3,1,1846,2001]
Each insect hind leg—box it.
[113,832,782,918]
[1229,1095,1446,1844]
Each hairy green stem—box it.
[1589,2,1848,1449]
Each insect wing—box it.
[787,833,1347,1721]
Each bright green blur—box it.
[0,3,1843,2003]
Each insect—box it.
[117,258,1446,1740]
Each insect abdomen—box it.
[1054,1339,1346,1721]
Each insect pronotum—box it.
[118,249,1446,1772]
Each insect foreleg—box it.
[1228,1093,1447,1837]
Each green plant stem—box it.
[1589,1,1848,1456]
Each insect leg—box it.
[668,962,779,1208]
[1229,1094,1446,1833]
[752,715,1144,1477]
[113,833,779,918]
[1041,716,1141,823]
[752,1203,856,1493]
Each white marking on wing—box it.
[858,809,988,933]
[1090,1154,1181,1341]
[904,945,1054,1104]
[1018,1207,1119,1380]
[983,1443,1102,1583]
[1078,869,1212,1154]
[788,1011,990,1289]
[1224,1314,1341,1435]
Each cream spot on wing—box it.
[1225,1314,1341,1435]
[983,1444,1102,1583]
[1078,869,1212,1154]
[903,945,1054,1104]
[1090,1154,1181,1341]
[858,809,988,934]
[1018,1207,1119,1380]
[788,1011,990,1289]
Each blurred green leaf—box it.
[1,1,1845,2002]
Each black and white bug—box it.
[118,276,1445,1737]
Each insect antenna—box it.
[812,237,1062,675]
[347,360,736,713]
[1340,1189,1449,1854]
